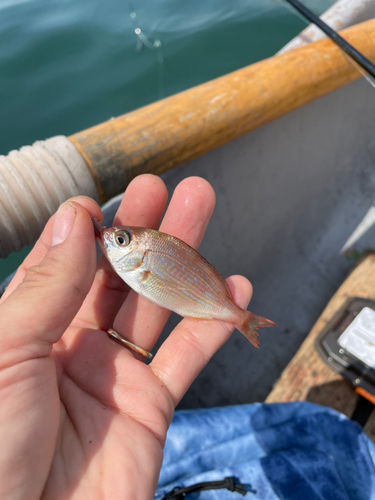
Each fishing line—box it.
[285,0,375,78]
[339,49,375,88]
[273,0,375,87]
[129,3,164,99]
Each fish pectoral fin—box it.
[131,255,145,271]
[140,270,151,282]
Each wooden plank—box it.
[69,19,375,203]
[266,254,375,420]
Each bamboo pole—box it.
[69,18,375,203]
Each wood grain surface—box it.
[69,19,375,202]
[266,254,375,434]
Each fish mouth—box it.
[91,217,107,249]
[91,217,103,237]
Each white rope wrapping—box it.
[0,136,98,258]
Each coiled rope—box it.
[0,136,97,258]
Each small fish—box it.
[93,220,275,347]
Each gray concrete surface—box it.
[69,76,375,409]
[101,77,375,409]
[154,77,375,409]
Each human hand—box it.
[0,175,253,500]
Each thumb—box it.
[0,201,97,364]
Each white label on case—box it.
[338,307,375,368]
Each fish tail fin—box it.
[237,312,276,348]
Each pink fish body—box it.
[97,224,275,347]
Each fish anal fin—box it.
[184,316,216,324]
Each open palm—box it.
[0,175,252,500]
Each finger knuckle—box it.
[178,325,210,365]
[23,263,55,289]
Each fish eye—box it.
[115,230,131,247]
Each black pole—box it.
[284,0,375,79]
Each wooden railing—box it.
[69,18,375,203]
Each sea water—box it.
[0,0,335,281]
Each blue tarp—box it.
[156,402,375,499]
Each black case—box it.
[315,297,375,398]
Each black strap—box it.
[351,396,374,427]
[161,476,252,499]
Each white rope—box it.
[0,136,98,258]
